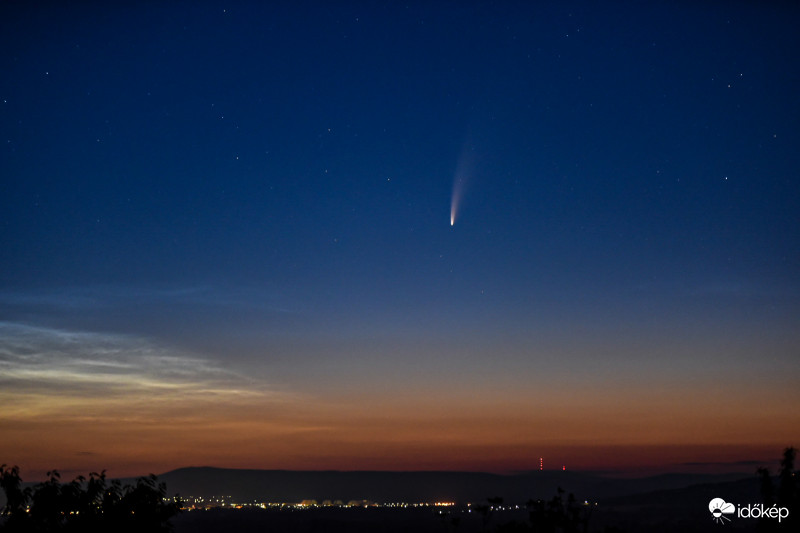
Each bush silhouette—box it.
[757,447,798,531]
[0,465,181,532]
[526,487,589,533]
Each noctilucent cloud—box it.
[1,1,798,478]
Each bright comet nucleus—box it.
[450,177,463,227]
[450,141,472,227]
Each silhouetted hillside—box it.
[592,476,763,532]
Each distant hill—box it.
[592,475,765,532]
[157,467,755,504]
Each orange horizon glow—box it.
[4,375,796,480]
[5,441,790,482]
[2,323,797,482]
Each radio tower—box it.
[539,457,543,471]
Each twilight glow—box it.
[1,1,798,480]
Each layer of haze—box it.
[1,1,799,479]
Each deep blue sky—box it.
[1,1,799,476]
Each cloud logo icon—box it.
[709,498,736,524]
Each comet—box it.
[450,141,472,227]
[450,177,462,226]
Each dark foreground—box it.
[170,504,765,533]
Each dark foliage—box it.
[470,489,592,533]
[526,487,589,533]
[0,465,181,532]
[757,447,798,531]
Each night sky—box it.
[2,1,799,479]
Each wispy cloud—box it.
[0,322,291,422]
[0,285,314,358]
[681,460,764,466]
[0,284,302,314]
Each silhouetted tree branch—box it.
[0,466,181,533]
